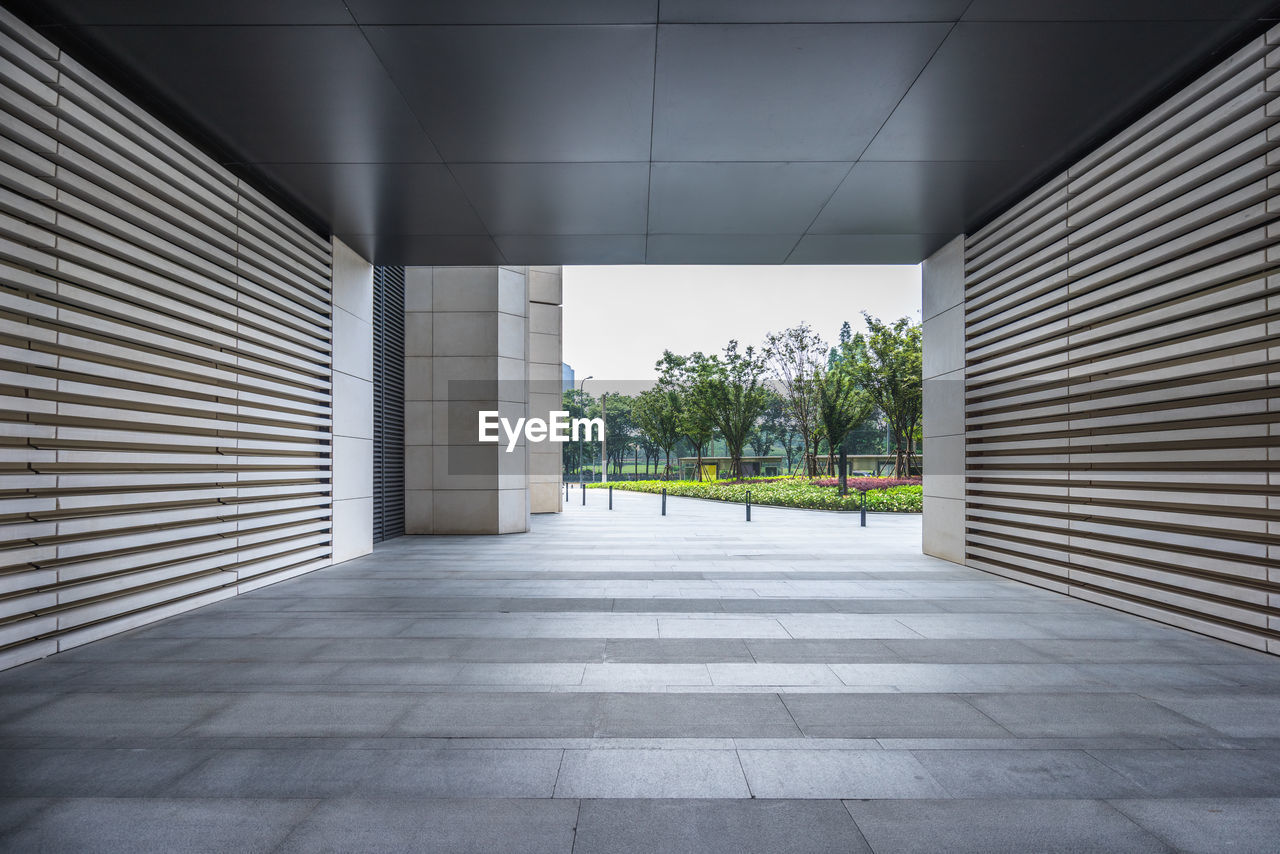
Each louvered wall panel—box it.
[963,28,1280,654]
[372,265,404,543]
[0,14,332,669]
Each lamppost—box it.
[601,392,608,485]
[578,375,592,487]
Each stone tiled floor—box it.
[2,488,1279,852]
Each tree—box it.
[814,361,873,475]
[686,341,770,480]
[748,388,786,459]
[633,386,682,479]
[601,393,636,476]
[761,393,803,473]
[657,350,717,479]
[764,324,827,476]
[827,320,854,369]
[561,388,596,476]
[844,314,922,478]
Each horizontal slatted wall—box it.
[0,11,332,669]
[963,27,1280,653]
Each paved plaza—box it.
[1,489,1279,852]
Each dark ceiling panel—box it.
[346,234,506,266]
[347,0,658,25]
[652,23,949,161]
[451,163,650,235]
[258,163,488,237]
[9,0,353,25]
[646,234,799,265]
[14,2,1279,265]
[963,0,1280,21]
[648,162,852,234]
[495,235,647,265]
[70,25,440,165]
[811,160,1035,234]
[788,234,955,264]
[660,1,969,23]
[862,20,1239,163]
[363,25,656,163]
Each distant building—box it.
[562,362,574,392]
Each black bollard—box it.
[860,489,866,527]
[746,490,751,522]
[661,488,666,516]
[609,485,613,510]
[582,482,586,505]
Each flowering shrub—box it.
[587,477,922,512]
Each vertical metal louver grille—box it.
[372,265,405,543]
[962,28,1280,654]
[0,14,333,669]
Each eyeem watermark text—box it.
[479,410,604,452]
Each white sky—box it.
[563,265,922,394]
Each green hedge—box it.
[586,478,922,512]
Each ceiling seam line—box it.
[783,3,972,264]
[643,2,661,264]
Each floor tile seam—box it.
[1088,798,1181,853]
[946,693,1019,740]
[838,798,878,852]
[262,796,325,854]
[168,693,242,740]
[1135,693,1238,739]
[732,746,756,798]
[775,692,809,739]
[568,798,583,854]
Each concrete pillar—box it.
[404,267,434,534]
[330,238,375,562]
[921,236,966,564]
[527,266,564,513]
[404,266,530,534]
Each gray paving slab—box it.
[0,798,50,836]
[962,692,1216,739]
[361,748,564,797]
[603,638,754,662]
[389,692,603,737]
[186,693,415,737]
[1144,691,1280,737]
[1108,798,1280,854]
[554,748,750,797]
[745,638,899,662]
[781,693,1011,738]
[843,799,1173,853]
[597,693,801,738]
[573,799,871,854]
[274,798,578,854]
[1087,749,1280,797]
[0,748,213,797]
[911,749,1148,798]
[0,797,315,854]
[737,749,948,798]
[0,693,234,738]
